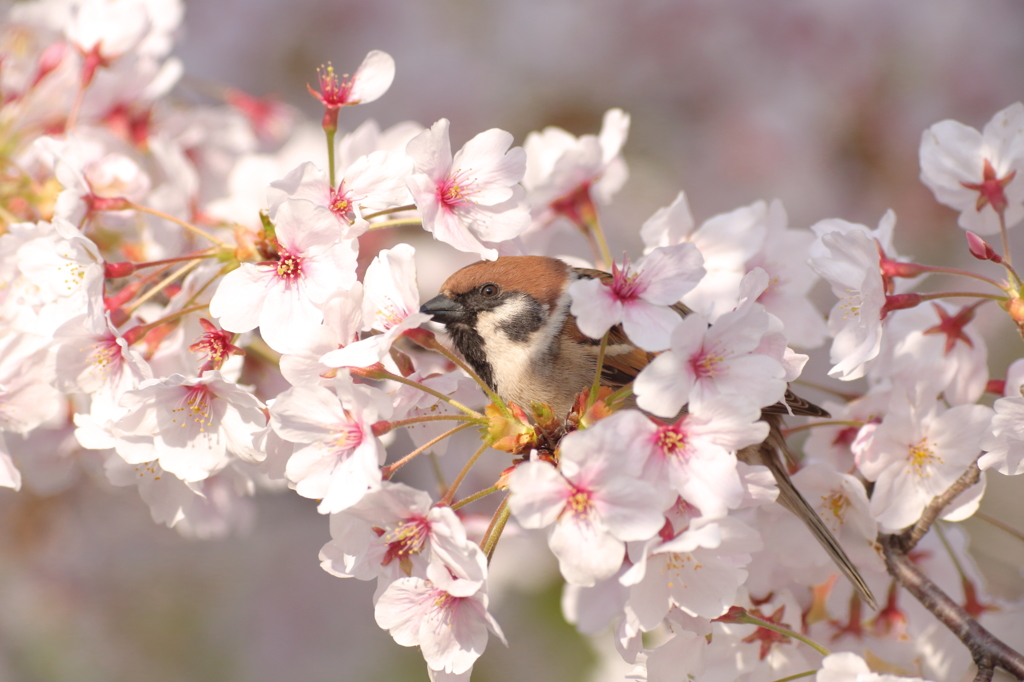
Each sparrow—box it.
[420,255,877,609]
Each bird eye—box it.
[479,283,500,297]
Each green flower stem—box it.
[381,414,482,431]
[605,383,634,405]
[366,218,424,231]
[999,210,1012,268]
[382,422,475,480]
[364,368,483,419]
[124,250,218,271]
[917,292,1006,303]
[975,512,1024,543]
[736,612,831,657]
[440,440,489,506]
[481,495,511,563]
[122,303,209,345]
[127,202,226,247]
[362,204,417,220]
[770,670,818,682]
[934,523,969,581]
[451,485,501,511]
[405,330,510,417]
[123,260,203,316]
[326,127,337,189]
[585,331,610,412]
[582,211,614,271]
[911,263,1006,291]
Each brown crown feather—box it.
[440,256,571,312]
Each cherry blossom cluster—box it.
[1,1,1023,680]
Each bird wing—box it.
[763,388,832,418]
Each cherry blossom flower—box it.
[209,199,358,354]
[803,389,889,473]
[808,213,894,381]
[105,455,256,538]
[980,396,1024,476]
[507,420,664,586]
[0,329,59,406]
[111,370,267,483]
[609,405,765,518]
[520,108,630,247]
[870,302,988,406]
[104,455,200,528]
[266,153,413,238]
[406,118,530,259]
[14,217,106,333]
[919,102,1024,234]
[307,50,395,112]
[745,200,827,349]
[65,0,152,83]
[567,242,704,351]
[0,335,62,490]
[857,388,992,532]
[746,463,882,599]
[320,243,432,368]
[187,319,244,375]
[278,285,363,387]
[704,590,815,682]
[634,270,787,419]
[319,481,487,596]
[561,564,632,637]
[270,374,391,514]
[643,630,707,682]
[52,308,153,432]
[375,577,505,675]
[641,194,768,320]
[622,515,759,625]
[35,134,152,225]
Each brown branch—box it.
[892,457,981,553]
[880,536,1024,679]
[974,661,995,682]
[877,455,1024,680]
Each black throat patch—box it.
[444,319,496,392]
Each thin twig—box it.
[894,458,981,553]
[880,536,1024,680]
[974,661,995,682]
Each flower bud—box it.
[966,231,1002,263]
[880,293,921,318]
[104,261,135,278]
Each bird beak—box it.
[420,294,466,324]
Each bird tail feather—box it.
[753,421,878,610]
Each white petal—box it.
[349,50,396,104]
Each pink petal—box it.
[348,50,396,105]
[568,278,621,340]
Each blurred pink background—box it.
[3,0,1024,679]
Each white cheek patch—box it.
[477,297,535,335]
[476,297,553,394]
[477,299,544,357]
